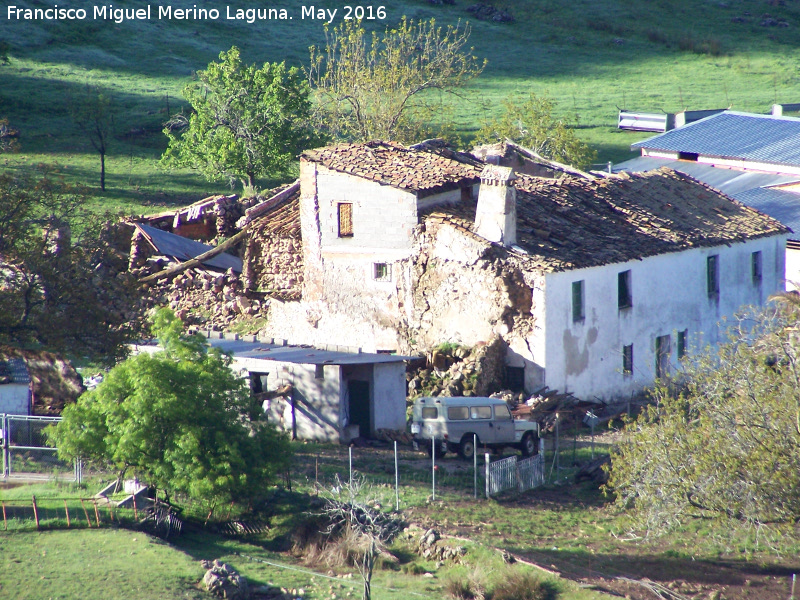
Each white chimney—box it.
[475,165,516,246]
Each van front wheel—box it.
[459,435,478,460]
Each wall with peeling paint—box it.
[542,234,787,401]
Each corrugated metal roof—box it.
[135,223,243,272]
[614,156,800,238]
[205,338,411,366]
[631,111,800,167]
[0,358,31,385]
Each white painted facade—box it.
[533,235,787,400]
[230,354,407,443]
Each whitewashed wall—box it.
[0,385,30,415]
[785,247,800,291]
[540,235,787,401]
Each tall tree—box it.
[161,47,318,191]
[49,309,292,508]
[308,17,485,143]
[69,84,116,191]
[0,167,140,363]
[607,296,800,546]
[475,94,596,169]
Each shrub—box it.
[491,571,555,600]
[444,573,486,600]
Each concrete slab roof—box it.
[205,337,412,366]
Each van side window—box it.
[447,406,469,420]
[421,407,438,419]
[471,406,492,419]
[494,405,512,420]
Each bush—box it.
[491,571,555,600]
[444,573,486,600]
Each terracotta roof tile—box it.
[431,168,789,272]
[301,141,482,196]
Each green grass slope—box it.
[2,0,800,212]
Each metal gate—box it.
[485,453,545,497]
[1,414,80,482]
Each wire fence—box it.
[2,414,79,482]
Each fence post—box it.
[394,441,399,511]
[485,453,490,499]
[431,440,435,502]
[92,499,100,527]
[64,499,70,528]
[349,446,353,486]
[2,414,9,478]
[80,498,91,527]
[132,494,138,521]
[2,501,6,530]
[32,496,40,530]
[473,434,477,499]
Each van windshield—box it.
[421,407,438,419]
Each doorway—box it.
[347,380,371,438]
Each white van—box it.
[410,396,539,460]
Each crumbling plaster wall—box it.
[398,221,546,389]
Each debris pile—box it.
[406,336,506,399]
[417,528,466,563]
[202,559,249,600]
[466,3,514,22]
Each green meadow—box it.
[2,0,800,212]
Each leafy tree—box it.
[161,47,318,190]
[308,17,485,143]
[49,309,292,509]
[608,296,800,545]
[475,94,596,169]
[0,167,140,363]
[69,84,116,191]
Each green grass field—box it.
[3,0,800,213]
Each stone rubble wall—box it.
[242,225,303,296]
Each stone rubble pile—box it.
[406,336,506,399]
[202,559,249,599]
[417,528,466,563]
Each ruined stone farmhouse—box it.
[135,140,789,403]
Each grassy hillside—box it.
[2,0,800,213]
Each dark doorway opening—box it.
[506,366,525,392]
[348,380,371,438]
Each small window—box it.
[373,262,390,281]
[421,407,438,419]
[677,329,688,359]
[655,334,671,378]
[338,203,353,237]
[752,251,762,285]
[707,255,719,297]
[622,344,633,376]
[315,364,325,380]
[572,280,585,322]
[618,270,632,310]
[447,406,470,420]
[678,151,699,162]
[471,406,492,420]
[494,404,512,420]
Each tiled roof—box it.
[430,168,789,272]
[614,156,800,239]
[0,358,30,385]
[253,188,300,237]
[632,111,800,167]
[301,141,482,196]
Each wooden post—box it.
[2,501,6,531]
[132,494,138,521]
[32,496,40,530]
[92,499,100,527]
[80,498,92,527]
[64,500,70,528]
